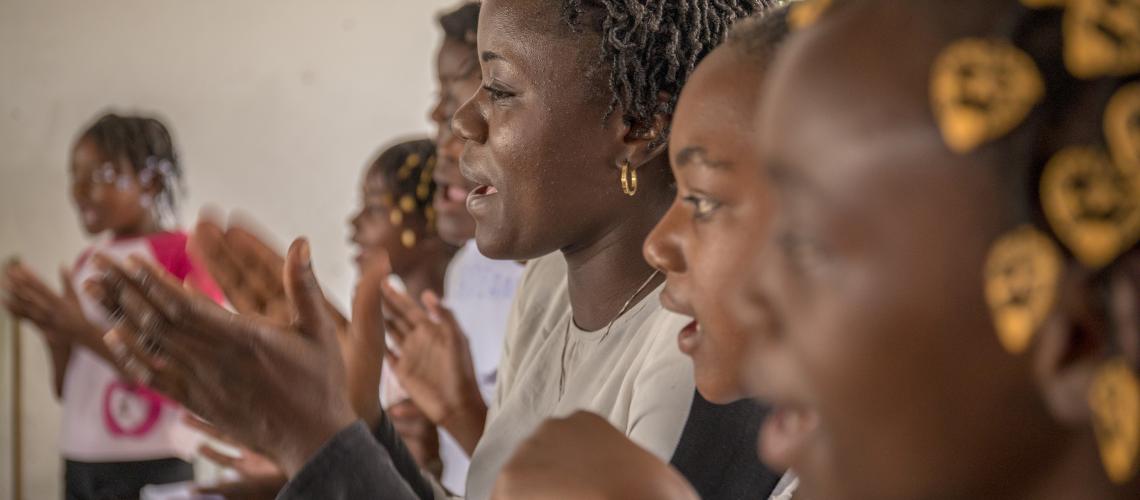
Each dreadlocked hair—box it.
[727,3,792,70]
[79,112,184,218]
[368,138,439,227]
[562,0,770,145]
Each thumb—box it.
[283,238,334,342]
[351,256,387,358]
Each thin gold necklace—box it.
[557,269,661,399]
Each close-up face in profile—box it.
[431,36,482,246]
[350,169,422,275]
[644,46,773,405]
[70,136,151,236]
[452,0,635,260]
[746,4,1070,499]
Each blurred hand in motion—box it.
[388,399,443,478]
[2,259,101,349]
[492,411,699,500]
[183,414,286,500]
[87,239,361,477]
[189,216,388,428]
[381,282,486,455]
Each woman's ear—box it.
[619,92,673,169]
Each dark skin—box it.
[495,43,774,499]
[746,2,1140,499]
[2,136,163,395]
[644,46,774,404]
[349,167,449,299]
[452,0,671,331]
[431,37,483,246]
[88,239,379,478]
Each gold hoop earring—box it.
[620,160,638,196]
[401,229,417,249]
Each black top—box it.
[670,392,782,500]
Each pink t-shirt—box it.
[62,231,222,462]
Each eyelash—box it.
[483,84,514,102]
[682,194,721,221]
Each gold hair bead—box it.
[389,209,404,227]
[401,229,417,249]
[983,225,1063,354]
[399,194,417,214]
[930,38,1045,154]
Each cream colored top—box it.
[463,253,695,499]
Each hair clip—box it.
[1040,146,1140,268]
[1089,356,1140,484]
[1064,0,1140,78]
[983,225,1063,354]
[931,38,1045,154]
[1104,82,1140,172]
[788,0,831,31]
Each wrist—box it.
[439,393,487,454]
[277,414,359,478]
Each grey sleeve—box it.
[276,421,425,500]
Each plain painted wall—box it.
[0,0,463,497]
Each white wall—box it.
[0,0,461,497]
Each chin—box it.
[436,220,474,247]
[696,379,747,405]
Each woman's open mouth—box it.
[678,319,702,355]
[465,184,499,216]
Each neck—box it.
[112,216,163,239]
[398,250,450,300]
[562,182,671,331]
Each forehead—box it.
[672,48,766,158]
[438,38,477,79]
[760,1,948,178]
[478,0,593,72]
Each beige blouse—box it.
[463,252,696,499]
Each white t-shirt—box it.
[463,252,694,500]
[378,240,524,494]
[62,232,219,462]
[437,240,524,494]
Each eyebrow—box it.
[674,146,734,170]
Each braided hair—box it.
[79,112,183,226]
[368,138,439,231]
[562,0,771,144]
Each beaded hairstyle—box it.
[367,138,439,244]
[795,0,1140,485]
[793,0,1140,485]
[78,112,183,228]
